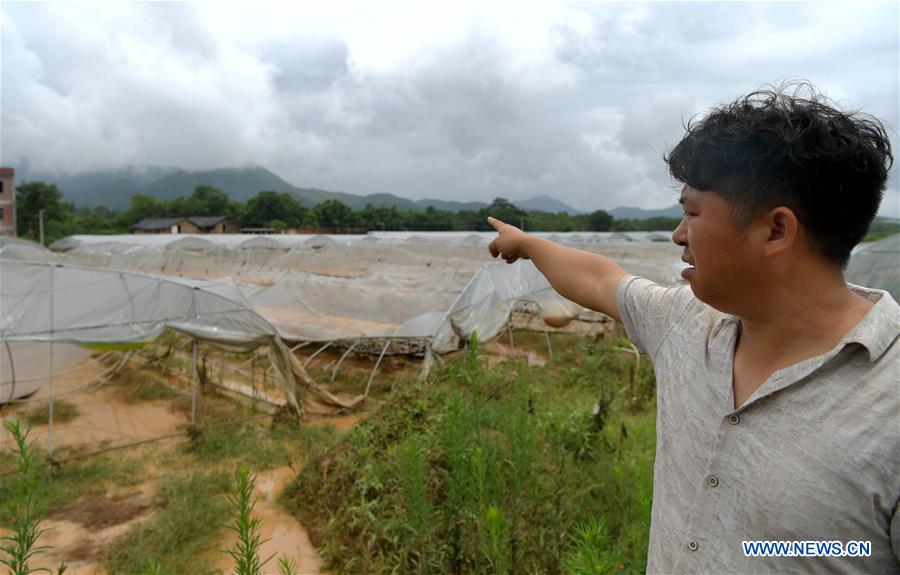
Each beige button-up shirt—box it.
[617,275,900,573]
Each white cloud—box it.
[1,1,897,214]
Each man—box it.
[487,84,899,573]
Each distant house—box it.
[130,216,239,234]
[131,218,188,234]
[188,216,241,234]
[0,167,16,238]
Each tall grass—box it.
[1,419,51,574]
[223,466,273,575]
[284,330,657,574]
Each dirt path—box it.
[217,465,326,575]
[1,463,329,575]
[1,353,332,574]
[0,473,160,574]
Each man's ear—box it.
[762,206,798,258]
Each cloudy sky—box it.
[2,1,898,214]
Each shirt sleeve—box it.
[615,274,694,360]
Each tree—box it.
[268,219,289,232]
[641,216,681,232]
[363,204,405,230]
[313,199,355,228]
[588,210,613,231]
[404,206,454,230]
[611,218,640,232]
[15,181,66,238]
[120,194,164,227]
[242,191,307,228]
[452,209,484,231]
[188,185,233,217]
[479,198,527,230]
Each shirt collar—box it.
[843,283,900,362]
[712,284,900,362]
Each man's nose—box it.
[672,216,688,247]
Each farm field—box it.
[1,327,656,574]
[0,232,679,573]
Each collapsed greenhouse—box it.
[0,233,677,401]
[2,230,896,453]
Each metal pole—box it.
[4,341,17,405]
[290,341,312,353]
[47,265,55,456]
[39,209,45,246]
[331,339,360,383]
[251,352,257,414]
[364,340,391,397]
[303,341,333,368]
[191,340,198,424]
[544,331,553,362]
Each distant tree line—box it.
[14,180,688,245]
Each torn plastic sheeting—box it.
[429,260,586,353]
[0,260,364,414]
[0,262,274,346]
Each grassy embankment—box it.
[284,331,658,574]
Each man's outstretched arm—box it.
[487,216,627,322]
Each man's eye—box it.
[682,211,695,218]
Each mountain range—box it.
[16,164,680,218]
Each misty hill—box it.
[139,166,353,206]
[414,198,487,212]
[27,165,583,214]
[609,204,683,219]
[23,164,681,218]
[18,166,179,208]
[515,195,584,214]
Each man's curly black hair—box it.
[665,81,893,267]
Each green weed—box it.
[105,471,230,574]
[0,419,52,574]
[20,398,80,426]
[284,330,656,574]
[223,466,273,575]
[562,516,619,574]
[277,555,298,575]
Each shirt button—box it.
[728,414,740,425]
[688,539,699,551]
[707,475,719,487]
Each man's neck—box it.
[735,272,874,366]
[732,275,873,408]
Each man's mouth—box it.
[681,256,695,279]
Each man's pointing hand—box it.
[487,216,531,264]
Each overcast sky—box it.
[2,1,898,214]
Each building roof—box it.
[130,218,182,230]
[130,216,232,230]
[188,216,230,228]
